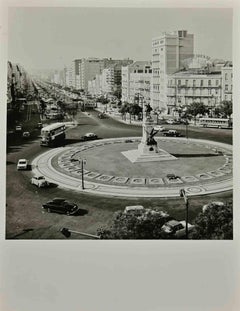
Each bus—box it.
[40,123,66,147]
[199,118,232,129]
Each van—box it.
[124,205,145,213]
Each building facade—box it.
[151,30,194,112]
[166,58,232,113]
[221,62,233,101]
[121,61,152,105]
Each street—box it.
[6,109,232,239]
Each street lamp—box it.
[71,157,86,190]
[179,188,189,239]
[60,227,100,239]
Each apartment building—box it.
[166,58,232,113]
[87,59,133,96]
[151,30,194,112]
[121,61,152,105]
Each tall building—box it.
[78,58,105,91]
[151,30,194,112]
[87,59,133,96]
[121,61,152,104]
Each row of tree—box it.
[179,100,232,124]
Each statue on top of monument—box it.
[145,103,153,119]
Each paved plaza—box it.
[32,137,232,198]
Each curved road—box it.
[6,109,233,239]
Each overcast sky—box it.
[8,7,232,71]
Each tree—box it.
[97,208,174,239]
[185,102,208,124]
[191,201,233,239]
[219,100,232,119]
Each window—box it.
[216,80,219,86]
[193,80,196,87]
[225,73,228,80]
[208,80,211,86]
[178,80,181,86]
[225,85,228,91]
[185,80,188,86]
[200,80,203,87]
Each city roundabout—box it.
[31,137,232,198]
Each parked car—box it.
[154,125,165,132]
[15,125,22,132]
[166,119,176,124]
[166,174,180,180]
[163,130,183,137]
[37,122,43,129]
[161,220,184,234]
[17,159,28,170]
[175,221,195,238]
[124,205,145,214]
[42,198,80,215]
[22,131,30,138]
[202,201,224,213]
[81,132,98,141]
[31,175,49,188]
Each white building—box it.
[121,61,152,105]
[166,58,232,113]
[151,30,194,112]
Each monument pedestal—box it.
[122,144,177,163]
[122,110,177,163]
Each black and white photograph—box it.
[5,5,233,240]
[1,1,240,310]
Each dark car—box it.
[81,132,98,141]
[163,130,183,137]
[42,198,79,215]
[166,174,180,180]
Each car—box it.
[17,159,28,170]
[166,174,180,180]
[202,201,224,213]
[42,198,80,215]
[31,175,49,188]
[166,119,176,124]
[163,130,183,137]
[124,205,145,214]
[15,125,22,132]
[81,132,98,141]
[22,131,30,138]
[161,220,184,234]
[154,125,165,132]
[175,221,195,238]
[37,122,43,129]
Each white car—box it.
[17,159,28,170]
[202,201,224,213]
[31,175,49,188]
[154,125,165,132]
[166,119,175,124]
[22,131,30,138]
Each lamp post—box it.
[80,158,86,190]
[179,188,189,239]
[71,157,86,190]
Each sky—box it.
[8,7,232,71]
